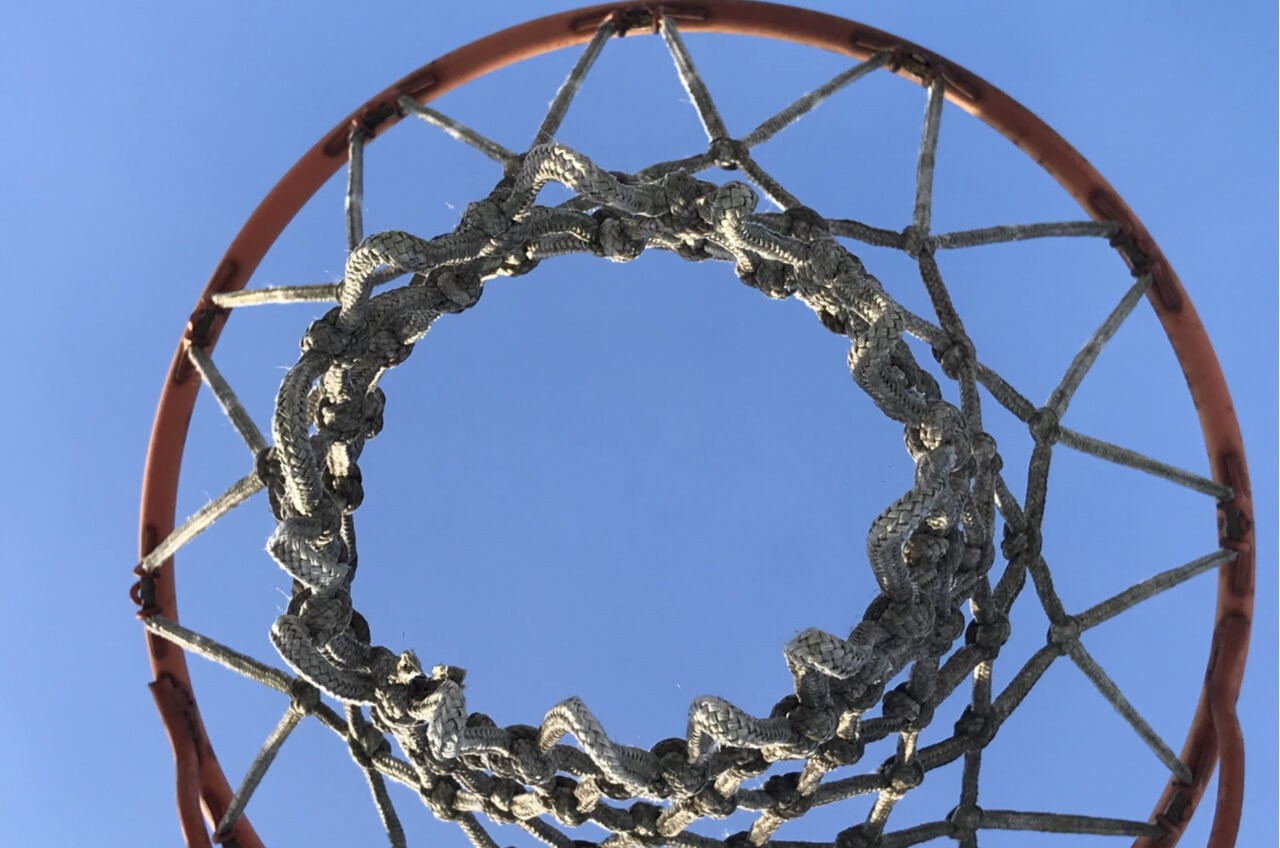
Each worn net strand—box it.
[186,345,268,454]
[1047,273,1152,416]
[911,78,945,236]
[1065,642,1194,784]
[1076,549,1234,629]
[931,220,1118,249]
[534,17,616,145]
[659,15,730,143]
[141,17,1230,848]
[399,98,516,165]
[215,704,306,839]
[213,283,341,307]
[138,471,262,573]
[742,53,889,148]
[1058,427,1232,498]
[347,128,367,250]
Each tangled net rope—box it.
[136,8,1250,848]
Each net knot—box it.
[843,688,883,721]
[900,224,934,259]
[324,463,365,513]
[499,245,541,277]
[317,388,385,442]
[953,705,996,746]
[652,738,705,796]
[929,607,966,654]
[1001,523,1041,562]
[881,684,925,728]
[345,720,388,771]
[481,777,520,824]
[302,308,366,361]
[835,823,882,848]
[659,170,704,226]
[422,775,462,821]
[1028,406,1061,444]
[762,772,810,819]
[737,259,792,299]
[593,210,647,262]
[547,777,589,826]
[572,776,606,815]
[357,721,389,761]
[964,615,1010,658]
[817,308,849,336]
[903,533,948,571]
[430,662,467,686]
[692,786,737,819]
[628,801,662,837]
[1047,615,1081,655]
[879,756,925,795]
[931,334,974,380]
[787,702,838,746]
[256,446,288,520]
[436,267,486,309]
[365,329,408,370]
[959,540,994,579]
[373,651,437,727]
[905,400,967,461]
[947,803,984,834]
[708,136,747,170]
[971,431,999,466]
[507,733,555,785]
[816,735,865,770]
[289,678,322,714]
[781,205,830,241]
[420,267,485,314]
[674,237,715,262]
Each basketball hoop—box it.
[134,4,1252,847]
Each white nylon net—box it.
[139,14,1235,848]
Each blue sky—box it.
[0,2,1273,846]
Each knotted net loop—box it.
[263,139,1000,830]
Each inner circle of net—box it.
[149,14,1240,848]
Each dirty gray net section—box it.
[140,16,1237,848]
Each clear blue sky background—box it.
[0,2,1273,846]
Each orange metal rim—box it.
[135,3,1253,846]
